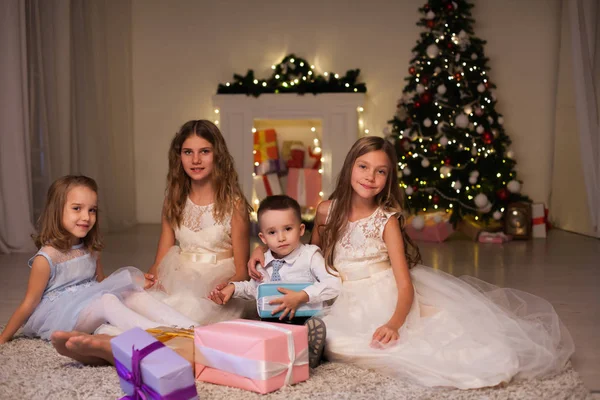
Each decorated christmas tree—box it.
[388,0,529,225]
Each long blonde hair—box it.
[33,175,103,252]
[163,120,251,227]
[320,136,421,272]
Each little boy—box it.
[209,195,341,367]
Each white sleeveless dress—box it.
[147,198,249,325]
[321,206,574,389]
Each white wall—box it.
[133,0,562,223]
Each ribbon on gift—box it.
[195,320,308,386]
[254,174,282,200]
[115,341,197,400]
[532,208,551,229]
[253,129,279,163]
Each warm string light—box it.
[214,108,220,126]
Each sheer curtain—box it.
[0,0,36,253]
[568,0,600,237]
[550,0,599,238]
[1,0,136,254]
[27,0,137,232]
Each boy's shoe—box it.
[304,317,326,368]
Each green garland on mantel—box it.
[217,54,367,97]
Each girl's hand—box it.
[247,246,266,281]
[143,273,156,289]
[0,337,9,345]
[371,323,400,347]
[269,289,309,320]
[208,283,235,305]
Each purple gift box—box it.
[110,327,198,400]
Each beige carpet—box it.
[0,334,591,400]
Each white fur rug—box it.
[0,333,591,400]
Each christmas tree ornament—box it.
[482,132,493,144]
[454,72,462,80]
[423,118,432,128]
[492,128,499,137]
[496,188,509,201]
[493,210,503,220]
[498,116,504,125]
[470,170,479,178]
[464,105,473,115]
[421,76,429,85]
[475,107,484,116]
[430,143,439,152]
[414,101,422,108]
[421,92,432,103]
[444,157,452,165]
[440,166,452,176]
[405,186,414,195]
[506,150,514,159]
[455,113,469,128]
[476,125,484,134]
[440,136,449,146]
[411,215,425,230]
[426,20,435,28]
[454,180,462,190]
[433,194,440,204]
[403,167,412,176]
[434,66,442,74]
[507,180,521,193]
[446,2,454,11]
[437,84,447,95]
[471,53,478,60]
[469,175,477,184]
[474,193,489,208]
[426,44,440,58]
[409,66,416,75]
[477,83,486,93]
[416,84,426,94]
[471,147,477,156]
[487,116,494,123]
[425,10,435,19]
[421,158,430,167]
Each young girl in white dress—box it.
[0,175,195,344]
[315,136,574,389]
[145,120,252,325]
[250,136,574,389]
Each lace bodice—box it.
[333,206,397,273]
[175,198,232,253]
[30,243,97,301]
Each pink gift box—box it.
[194,319,309,394]
[405,217,454,242]
[286,168,322,208]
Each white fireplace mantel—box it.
[213,93,365,204]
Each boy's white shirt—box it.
[231,244,341,304]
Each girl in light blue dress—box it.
[0,175,195,343]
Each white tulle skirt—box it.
[147,246,251,325]
[321,265,574,389]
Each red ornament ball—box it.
[482,132,493,144]
[447,42,454,50]
[409,66,416,75]
[412,185,419,193]
[426,20,435,29]
[496,188,509,201]
[484,81,490,88]
[433,195,440,204]
[421,76,429,85]
[446,3,454,11]
[430,143,439,152]
[414,101,422,109]
[454,72,462,80]
[444,157,452,165]
[421,92,432,104]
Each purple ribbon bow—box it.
[115,341,197,400]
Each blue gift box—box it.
[110,327,197,400]
[257,282,322,319]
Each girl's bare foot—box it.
[66,334,114,365]
[51,331,108,365]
